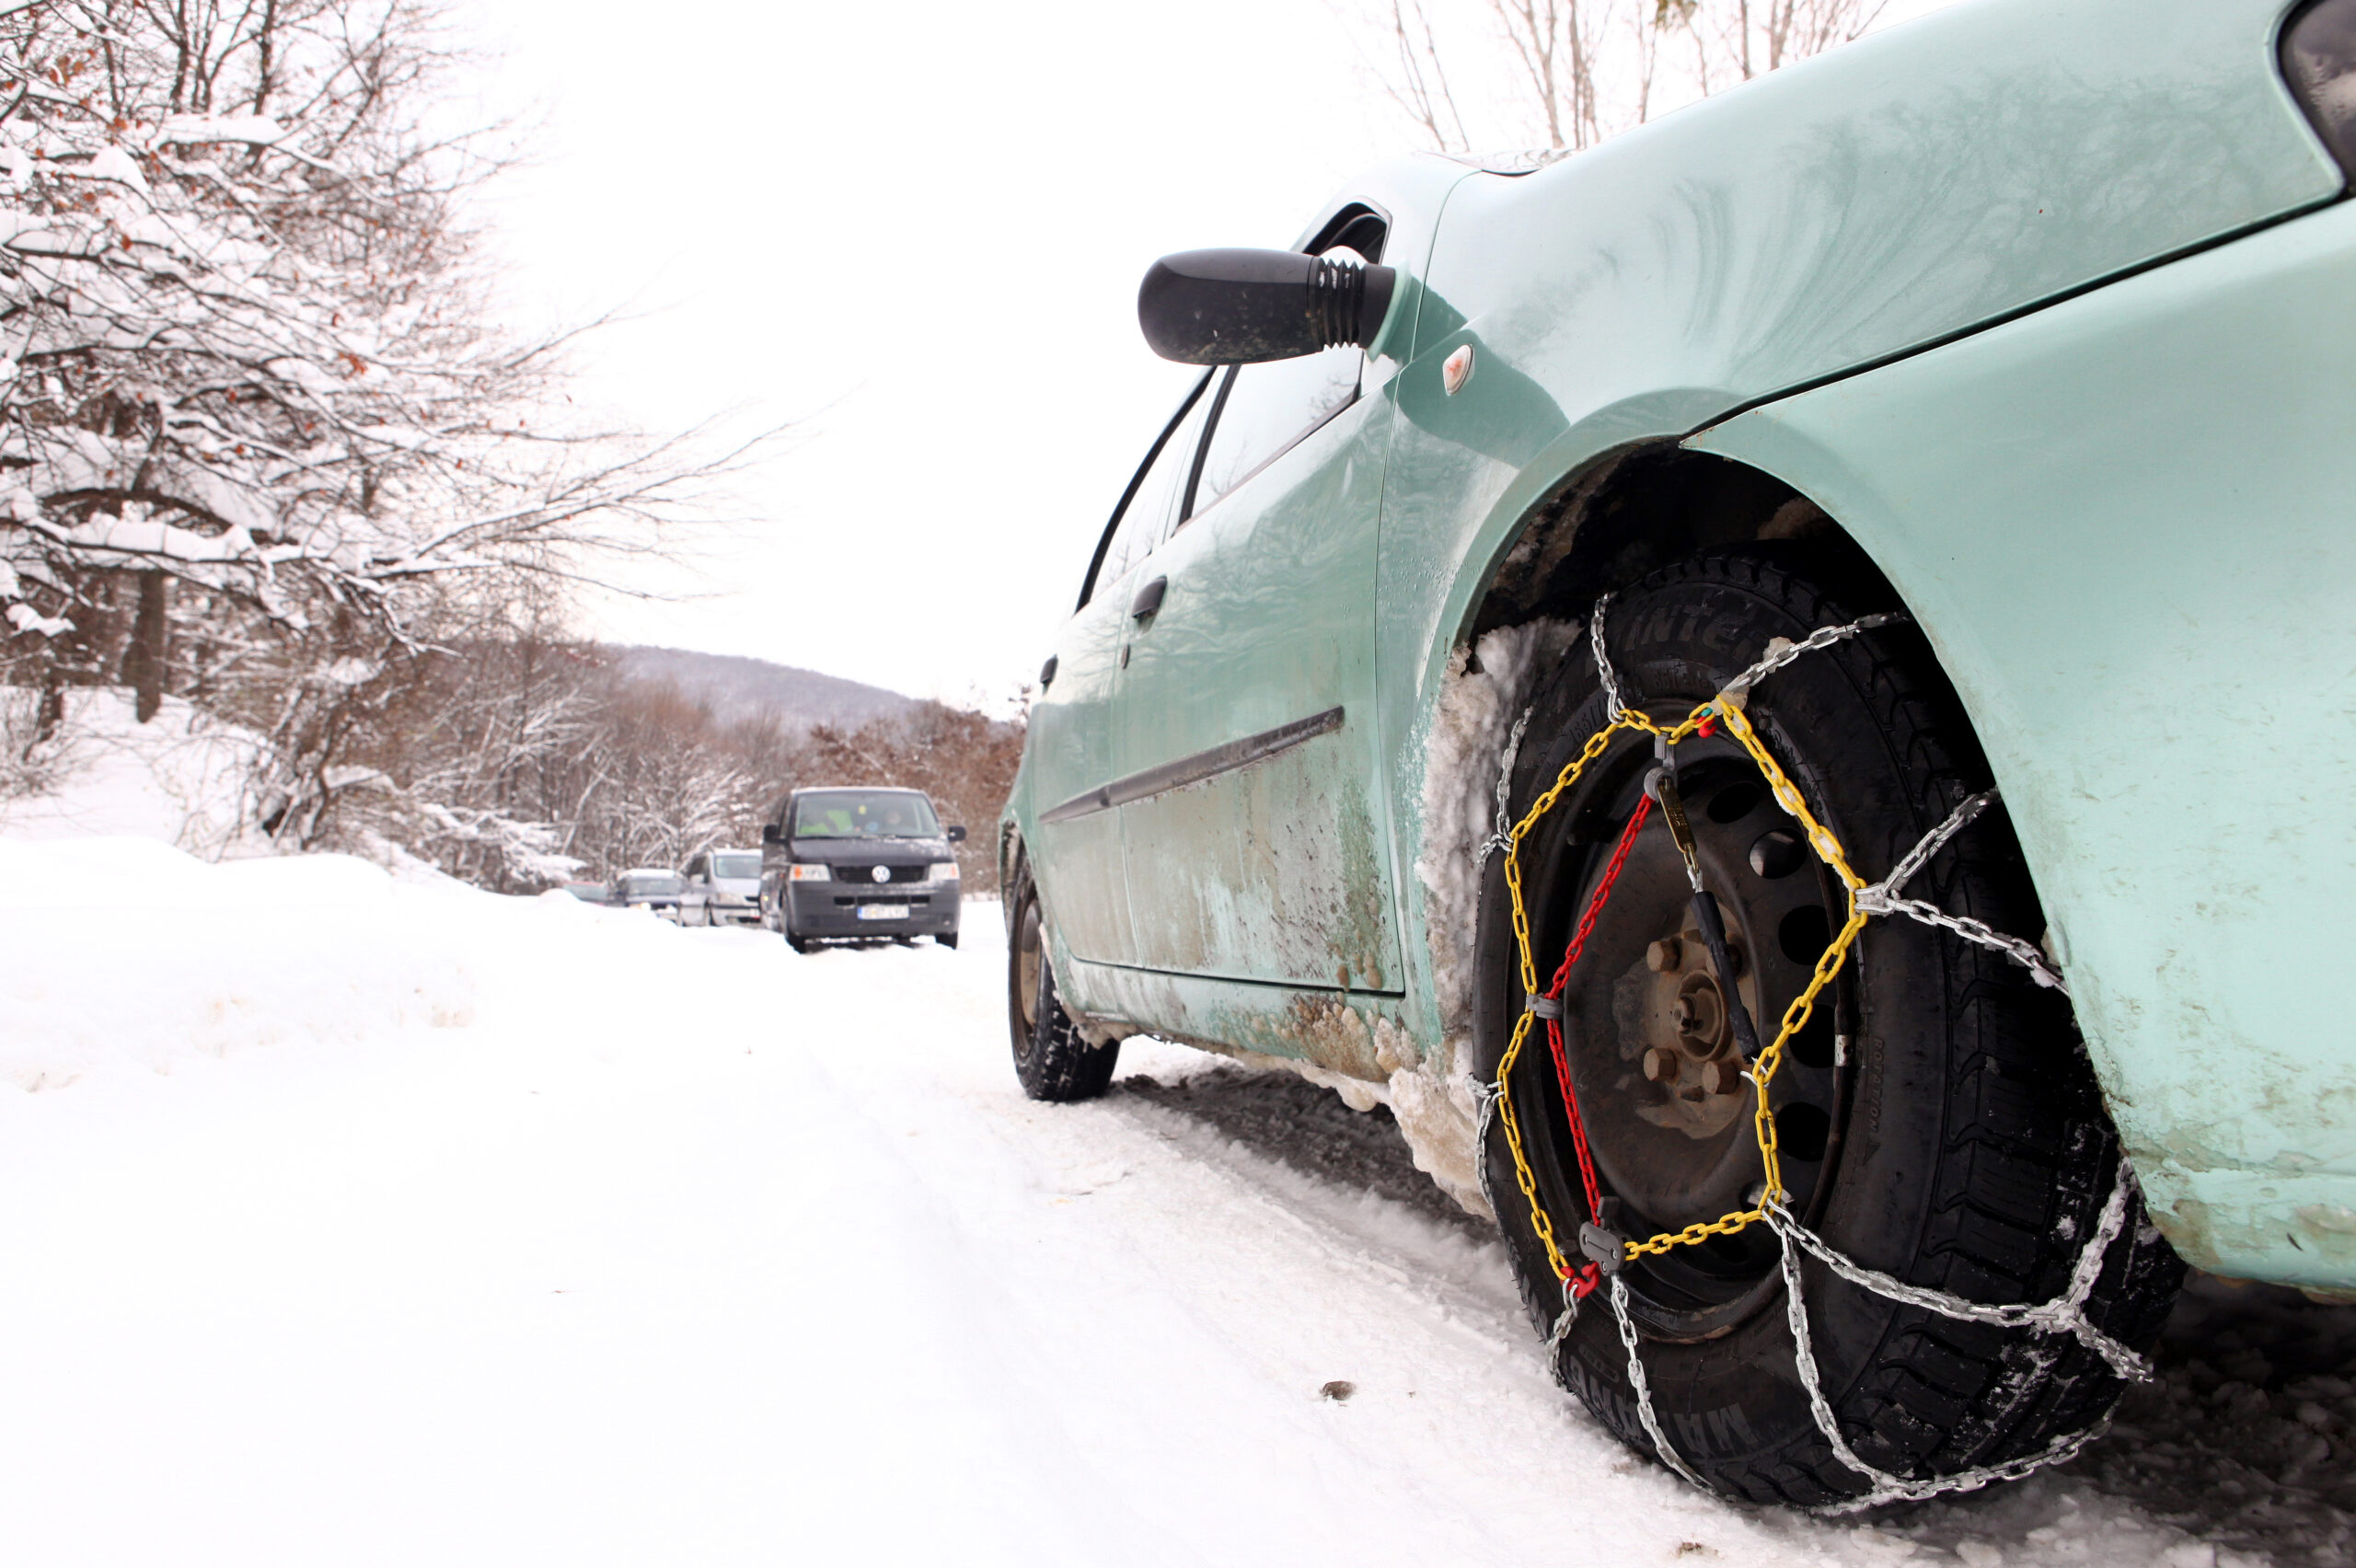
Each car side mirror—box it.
[946,825,967,843]
[1138,248,1397,365]
[761,823,781,845]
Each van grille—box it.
[832,864,928,884]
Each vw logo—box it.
[871,865,890,883]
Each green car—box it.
[999,0,2356,1509]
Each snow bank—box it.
[0,835,656,1091]
[0,837,465,1088]
[0,686,263,856]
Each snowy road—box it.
[0,842,2348,1565]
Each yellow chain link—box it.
[1494,690,1879,1276]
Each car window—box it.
[711,854,761,879]
[1189,245,1373,517]
[1082,374,1214,606]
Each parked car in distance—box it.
[759,786,964,952]
[560,881,610,905]
[998,0,2356,1509]
[678,847,763,928]
[610,868,686,920]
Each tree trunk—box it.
[123,571,167,723]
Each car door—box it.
[1023,373,1217,967]
[1112,221,1405,992]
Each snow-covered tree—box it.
[0,0,739,676]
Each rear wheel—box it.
[1007,868,1119,1101]
[1472,549,2180,1505]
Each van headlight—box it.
[789,863,831,882]
[930,861,960,882]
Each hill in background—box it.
[606,646,921,733]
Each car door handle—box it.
[1038,654,1057,691]
[1129,576,1168,621]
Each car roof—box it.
[618,866,677,878]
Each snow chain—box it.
[1487,594,2144,1512]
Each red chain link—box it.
[1539,792,1654,1297]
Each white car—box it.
[678,848,763,928]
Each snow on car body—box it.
[997,0,2356,1507]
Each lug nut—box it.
[1642,1047,1676,1083]
[1702,1060,1743,1095]
[1647,937,1682,973]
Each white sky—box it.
[465,0,1401,708]
[463,0,1948,709]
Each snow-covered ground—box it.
[1,839,2350,1565]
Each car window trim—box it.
[1296,198,1391,262]
[1078,367,1217,611]
[1178,365,1234,525]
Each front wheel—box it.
[1474,549,2180,1506]
[1006,870,1118,1101]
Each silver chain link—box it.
[1471,1078,1500,1219]
[1773,1194,2125,1512]
[1854,789,2070,993]
[1473,703,1536,872]
[1499,605,2141,1509]
[1590,593,1629,722]
[1544,1275,1582,1363]
[1767,1163,2151,1383]
[1608,1273,1707,1490]
[1716,611,1909,705]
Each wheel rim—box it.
[1016,898,1045,1037]
[1519,730,1851,1341]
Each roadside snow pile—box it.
[0,687,265,855]
[0,836,636,1090]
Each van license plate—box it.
[856,904,901,920]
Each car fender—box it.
[1680,196,2356,1287]
[1377,0,2342,1079]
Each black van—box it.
[759,786,966,952]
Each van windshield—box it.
[791,790,940,839]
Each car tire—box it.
[1007,868,1118,1101]
[1472,548,2181,1506]
[937,932,958,950]
[784,922,810,954]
